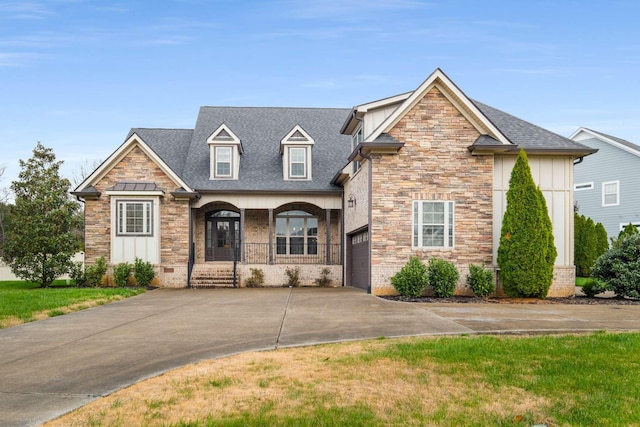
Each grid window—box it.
[276,210,317,255]
[117,201,152,235]
[289,147,307,178]
[413,201,454,248]
[215,146,232,178]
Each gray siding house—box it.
[570,127,640,238]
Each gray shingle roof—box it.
[181,107,351,192]
[581,128,640,153]
[472,100,593,152]
[127,128,193,176]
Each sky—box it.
[1,0,639,194]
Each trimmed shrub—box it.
[314,267,333,287]
[391,256,428,297]
[497,149,556,298]
[285,266,300,287]
[466,264,495,297]
[85,256,107,287]
[245,268,265,288]
[428,258,459,298]
[591,234,640,299]
[134,258,155,288]
[581,278,607,298]
[113,262,132,287]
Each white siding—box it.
[110,197,161,264]
[493,155,573,266]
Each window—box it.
[602,181,619,206]
[215,146,232,178]
[289,147,307,178]
[352,126,363,173]
[413,201,454,248]
[574,182,594,191]
[117,200,153,235]
[276,210,318,255]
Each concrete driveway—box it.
[1,287,640,427]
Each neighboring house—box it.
[73,68,595,296]
[570,127,640,239]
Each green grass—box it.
[164,333,640,427]
[575,276,590,286]
[0,280,145,327]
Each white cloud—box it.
[0,1,54,20]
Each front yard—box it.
[0,280,145,328]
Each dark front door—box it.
[205,211,240,261]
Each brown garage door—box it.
[349,229,369,291]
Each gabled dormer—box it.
[280,125,314,180]
[208,124,243,180]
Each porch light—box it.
[348,194,356,208]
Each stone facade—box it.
[369,88,495,295]
[84,145,190,286]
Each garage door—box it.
[349,229,369,291]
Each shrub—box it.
[591,234,640,299]
[497,149,556,298]
[113,262,132,287]
[134,258,155,288]
[428,258,459,298]
[85,256,107,287]
[245,268,265,288]
[595,222,609,258]
[611,223,639,248]
[575,214,598,277]
[285,266,300,287]
[391,256,428,297]
[314,267,333,287]
[581,278,607,298]
[68,261,87,287]
[466,264,495,297]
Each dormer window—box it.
[281,125,314,180]
[208,124,242,180]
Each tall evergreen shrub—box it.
[497,149,557,298]
[595,222,609,259]
[574,214,597,277]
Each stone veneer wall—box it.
[238,264,342,287]
[84,145,190,287]
[370,87,494,295]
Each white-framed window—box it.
[619,222,640,231]
[117,200,153,236]
[413,201,454,248]
[574,182,594,191]
[289,147,307,179]
[276,210,318,255]
[215,146,232,178]
[602,180,620,206]
[352,126,363,173]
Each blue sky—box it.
[1,0,639,192]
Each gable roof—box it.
[569,127,640,158]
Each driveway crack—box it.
[275,287,293,349]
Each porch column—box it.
[268,208,274,264]
[240,208,245,263]
[326,209,331,265]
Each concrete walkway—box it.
[1,287,640,426]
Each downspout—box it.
[187,206,193,288]
[358,146,373,294]
[573,157,584,165]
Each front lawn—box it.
[47,332,640,426]
[0,280,145,328]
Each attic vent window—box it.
[280,125,314,181]
[207,124,243,180]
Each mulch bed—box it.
[380,295,640,305]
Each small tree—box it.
[391,256,428,297]
[497,149,556,298]
[2,143,81,287]
[595,222,609,259]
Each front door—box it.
[205,211,240,261]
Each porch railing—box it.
[241,243,341,265]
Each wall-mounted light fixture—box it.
[347,194,356,208]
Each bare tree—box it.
[71,158,102,189]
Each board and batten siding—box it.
[573,136,640,238]
[493,155,574,267]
